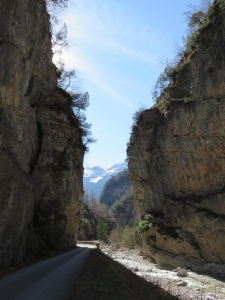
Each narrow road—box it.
[0,248,91,300]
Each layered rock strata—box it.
[0,0,84,265]
[128,3,225,267]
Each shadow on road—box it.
[69,249,179,300]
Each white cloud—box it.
[108,42,157,64]
[60,47,135,109]
[56,0,157,108]
[62,0,158,62]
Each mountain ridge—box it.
[84,162,127,198]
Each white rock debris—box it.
[102,246,225,300]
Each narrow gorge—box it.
[0,0,84,265]
[127,0,225,267]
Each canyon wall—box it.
[0,0,84,265]
[127,2,225,267]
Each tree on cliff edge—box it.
[46,0,96,150]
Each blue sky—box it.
[58,0,203,170]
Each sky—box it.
[57,0,203,170]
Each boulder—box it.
[177,269,188,277]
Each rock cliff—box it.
[127,1,225,267]
[0,0,84,265]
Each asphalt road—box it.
[0,247,91,300]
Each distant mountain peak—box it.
[107,162,127,170]
[83,162,127,198]
[91,166,105,171]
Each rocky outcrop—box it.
[127,2,225,267]
[0,0,84,265]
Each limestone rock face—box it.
[0,0,84,265]
[127,4,225,267]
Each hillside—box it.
[111,192,136,227]
[99,169,135,227]
[127,0,225,267]
[99,168,132,208]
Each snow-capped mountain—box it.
[83,162,127,198]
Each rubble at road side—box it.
[102,245,225,300]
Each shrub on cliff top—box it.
[218,0,225,9]
[131,106,146,128]
[46,0,69,55]
[152,0,222,116]
[46,0,95,151]
[151,65,175,103]
[136,214,153,235]
[136,220,151,235]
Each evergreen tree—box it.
[97,218,108,241]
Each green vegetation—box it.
[78,203,98,240]
[79,217,91,235]
[152,59,194,115]
[80,193,117,241]
[136,214,153,236]
[111,192,134,213]
[99,169,135,233]
[121,226,136,248]
[97,218,108,241]
[131,106,146,128]
[108,220,138,248]
[218,0,225,10]
[99,169,132,208]
[46,0,95,151]
[151,61,193,115]
[111,192,135,227]
[125,107,146,161]
[155,96,193,115]
[151,0,225,116]
[155,97,171,116]
[152,65,174,103]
